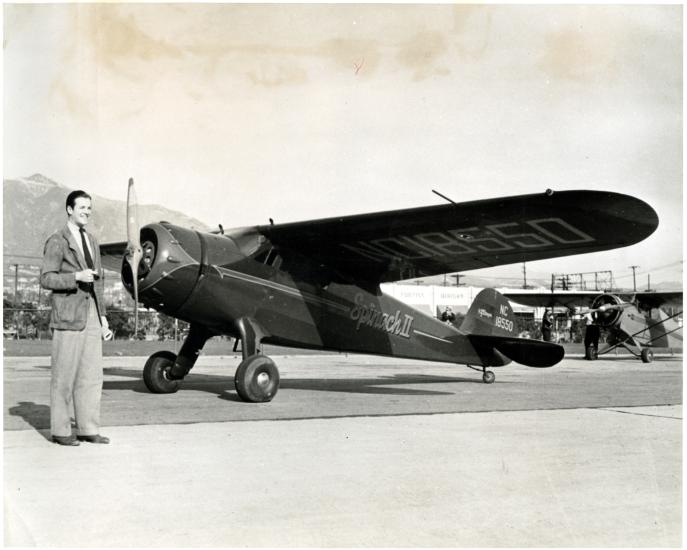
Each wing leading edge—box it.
[260,190,658,285]
[100,242,127,273]
[502,291,682,309]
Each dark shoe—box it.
[77,434,110,444]
[52,435,80,446]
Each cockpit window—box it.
[254,247,282,269]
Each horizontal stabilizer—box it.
[469,335,564,368]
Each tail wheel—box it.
[585,345,598,361]
[482,370,495,384]
[143,351,180,394]
[641,348,654,363]
[235,355,280,402]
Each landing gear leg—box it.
[142,324,213,393]
[234,318,279,402]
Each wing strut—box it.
[600,310,683,355]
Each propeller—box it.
[125,177,142,337]
[580,302,633,315]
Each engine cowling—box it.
[590,294,624,328]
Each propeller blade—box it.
[125,177,142,336]
[579,302,632,315]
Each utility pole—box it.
[629,265,639,292]
[452,274,464,286]
[647,274,651,291]
[522,263,527,289]
[13,264,19,339]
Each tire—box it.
[143,351,180,394]
[585,345,598,361]
[482,370,495,384]
[234,355,280,403]
[641,348,654,363]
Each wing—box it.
[634,291,683,310]
[260,190,658,285]
[100,241,127,273]
[502,290,682,310]
[501,291,601,309]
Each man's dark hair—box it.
[65,190,92,213]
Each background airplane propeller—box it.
[125,177,142,336]
[577,301,633,318]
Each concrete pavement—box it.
[3,354,683,547]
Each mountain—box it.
[4,175,211,262]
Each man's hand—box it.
[75,269,99,283]
[101,317,113,341]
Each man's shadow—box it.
[8,402,52,441]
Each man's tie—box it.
[79,227,95,270]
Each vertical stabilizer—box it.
[460,288,517,338]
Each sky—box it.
[3,4,683,287]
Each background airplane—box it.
[101,183,658,402]
[502,289,682,362]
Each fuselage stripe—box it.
[213,265,352,313]
[413,330,453,344]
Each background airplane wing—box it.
[501,291,601,308]
[633,291,683,309]
[260,190,658,286]
[100,241,127,273]
[502,290,682,310]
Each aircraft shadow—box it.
[101,367,489,398]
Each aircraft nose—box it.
[121,222,202,315]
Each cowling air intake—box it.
[461,288,564,368]
[590,294,625,328]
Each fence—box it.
[3,307,188,341]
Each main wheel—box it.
[482,370,495,384]
[235,355,280,402]
[641,348,654,363]
[143,351,180,394]
[585,345,598,361]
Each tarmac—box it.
[3,352,683,547]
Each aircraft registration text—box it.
[340,217,595,261]
[495,316,514,332]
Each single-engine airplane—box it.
[100,182,658,402]
[502,289,682,362]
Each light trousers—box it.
[50,300,103,437]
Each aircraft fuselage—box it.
[127,222,509,367]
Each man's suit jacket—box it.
[40,224,106,330]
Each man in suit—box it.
[41,190,111,446]
[541,308,553,342]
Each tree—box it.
[107,307,135,340]
[156,314,176,341]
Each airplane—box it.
[501,289,682,362]
[100,182,658,402]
